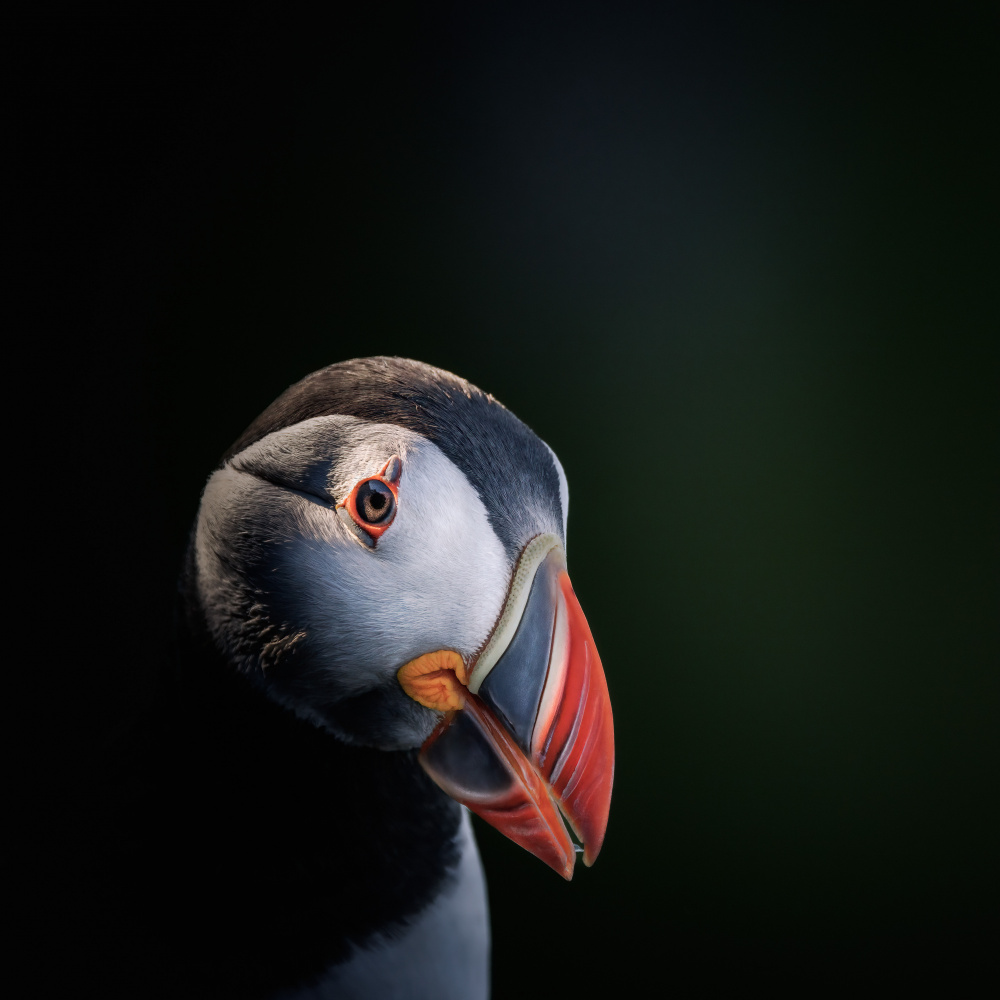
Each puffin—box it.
[97,357,614,999]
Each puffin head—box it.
[193,357,614,877]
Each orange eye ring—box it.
[336,455,402,544]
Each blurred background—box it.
[33,2,996,993]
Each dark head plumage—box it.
[224,357,564,555]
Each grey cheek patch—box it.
[382,455,402,483]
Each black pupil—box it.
[357,480,395,524]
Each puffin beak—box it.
[400,535,614,879]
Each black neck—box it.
[100,563,461,997]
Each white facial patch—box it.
[195,415,512,744]
[292,431,511,690]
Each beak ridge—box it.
[535,572,613,866]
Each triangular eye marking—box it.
[336,455,403,548]
[380,454,402,485]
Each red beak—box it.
[418,538,614,878]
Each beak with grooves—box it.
[397,534,614,879]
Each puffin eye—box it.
[356,479,395,524]
[336,455,403,547]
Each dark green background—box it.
[42,3,996,992]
